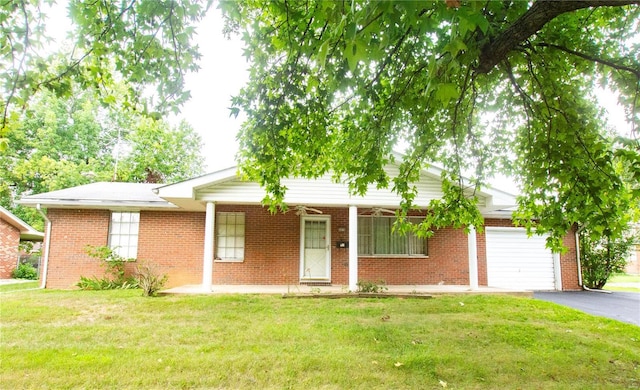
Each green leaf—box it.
[435,83,459,106]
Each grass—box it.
[1,290,639,389]
[0,280,39,293]
[604,273,640,292]
[608,274,640,283]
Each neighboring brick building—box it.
[19,164,581,291]
[0,205,44,279]
[626,243,640,275]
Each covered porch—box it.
[153,164,515,292]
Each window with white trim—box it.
[108,211,139,259]
[357,216,427,256]
[216,212,245,261]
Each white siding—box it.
[196,168,486,208]
[485,227,556,291]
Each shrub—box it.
[77,246,138,290]
[12,263,38,280]
[76,276,138,290]
[135,261,168,297]
[580,230,636,289]
[356,280,388,293]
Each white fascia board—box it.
[481,209,516,219]
[0,205,44,238]
[17,199,178,210]
[155,167,238,199]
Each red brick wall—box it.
[0,219,20,278]
[211,205,345,284]
[45,209,111,288]
[560,226,581,290]
[41,206,581,290]
[624,246,640,274]
[211,206,474,286]
[138,211,205,287]
[44,209,204,289]
[357,227,470,285]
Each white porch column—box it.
[348,205,358,291]
[467,225,479,290]
[202,202,215,292]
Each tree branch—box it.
[476,0,640,74]
[537,42,640,78]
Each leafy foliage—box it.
[11,263,38,280]
[356,280,388,293]
[77,245,138,290]
[0,89,204,228]
[580,228,637,289]
[221,0,640,250]
[1,0,212,146]
[76,275,138,291]
[3,1,639,257]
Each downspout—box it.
[575,223,610,293]
[575,224,584,289]
[36,204,51,289]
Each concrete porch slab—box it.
[162,284,532,297]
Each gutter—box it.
[36,204,51,289]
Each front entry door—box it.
[300,216,331,281]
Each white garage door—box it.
[485,227,557,291]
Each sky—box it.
[45,2,632,191]
[174,6,247,172]
[46,3,247,172]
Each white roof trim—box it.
[0,205,44,241]
[18,182,177,210]
[156,160,517,214]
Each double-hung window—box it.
[108,211,140,259]
[357,216,427,256]
[216,212,245,261]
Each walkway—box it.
[163,284,532,296]
[0,279,36,285]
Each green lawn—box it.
[605,273,640,292]
[1,290,639,389]
[0,280,38,293]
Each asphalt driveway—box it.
[534,291,640,326]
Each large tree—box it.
[1,0,211,150]
[1,1,639,250]
[221,0,640,249]
[0,88,205,229]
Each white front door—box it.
[300,216,331,281]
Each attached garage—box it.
[485,227,561,291]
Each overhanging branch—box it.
[537,43,640,78]
[476,0,640,75]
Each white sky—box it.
[175,6,247,172]
[44,2,632,190]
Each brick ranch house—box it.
[0,205,44,279]
[19,163,581,291]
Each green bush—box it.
[356,280,388,293]
[76,276,138,290]
[77,246,138,290]
[580,230,635,289]
[12,263,38,280]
